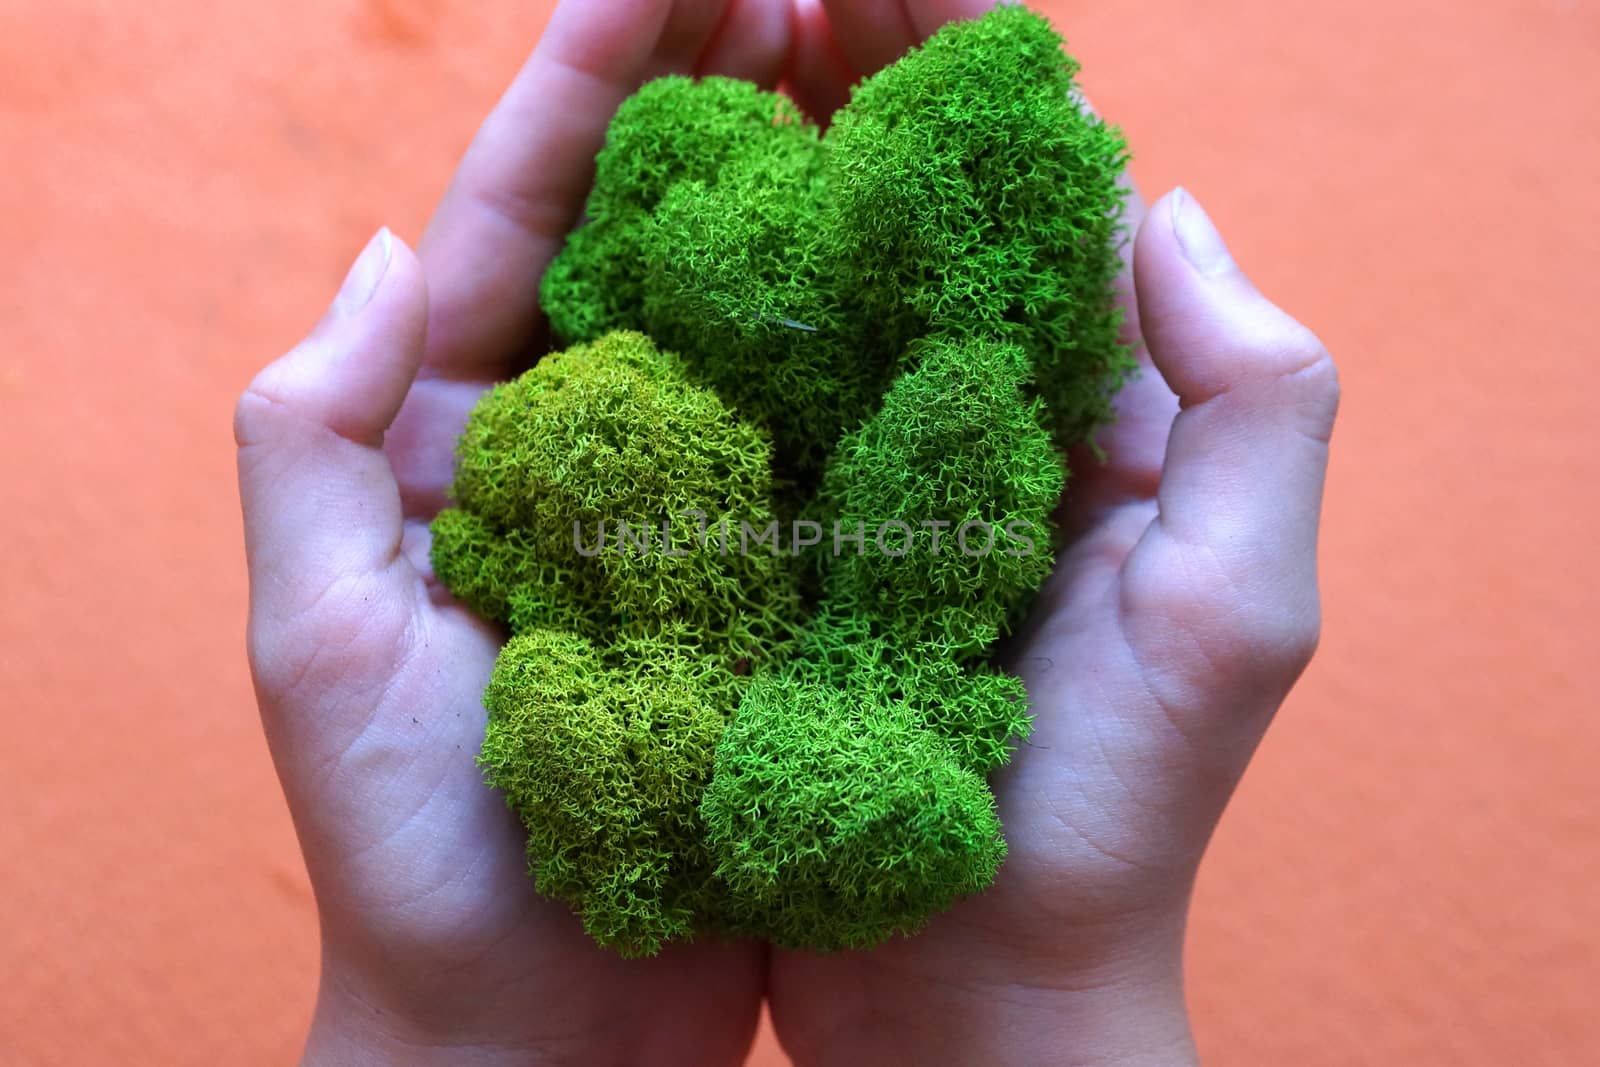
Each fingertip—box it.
[902,0,1003,40]
[1166,186,1236,278]
[330,227,394,317]
[239,229,429,451]
[786,0,855,120]
[697,0,792,87]
[643,0,730,82]
[1134,189,1334,412]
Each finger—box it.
[418,0,677,381]
[697,0,792,85]
[816,0,997,80]
[815,0,917,79]
[645,2,729,79]
[900,0,1000,39]
[1060,179,1175,540]
[1123,188,1340,688]
[235,229,428,633]
[787,0,856,120]
[663,0,792,85]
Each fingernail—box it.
[333,228,393,315]
[1171,188,1234,277]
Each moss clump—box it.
[436,7,1132,955]
[702,674,1005,951]
[540,78,819,347]
[480,627,743,955]
[827,8,1132,444]
[543,5,1130,478]
[433,331,800,956]
[816,336,1065,656]
[434,329,796,656]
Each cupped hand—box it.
[763,4,1340,1066]
[235,3,790,1064]
[236,2,1340,1065]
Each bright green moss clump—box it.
[435,7,1132,955]
[702,675,1006,951]
[544,5,1130,478]
[480,627,742,954]
[817,337,1065,656]
[433,330,795,656]
[828,9,1132,444]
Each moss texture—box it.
[432,331,801,956]
[433,7,1131,956]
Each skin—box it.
[234,2,1340,1064]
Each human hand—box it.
[238,1,1337,1062]
[234,3,791,1064]
[764,6,1340,1065]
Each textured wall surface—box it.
[1,1,1595,1063]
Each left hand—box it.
[235,4,790,1064]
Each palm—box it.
[769,9,1333,1056]
[290,500,765,1060]
[757,176,1194,1045]
[241,2,797,1062]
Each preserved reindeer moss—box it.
[701,674,1006,951]
[433,331,802,957]
[827,7,1133,445]
[817,336,1065,656]
[435,8,1133,955]
[540,78,818,347]
[434,329,798,656]
[480,627,745,956]
[543,5,1131,476]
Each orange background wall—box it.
[2,1,1595,1063]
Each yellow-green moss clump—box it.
[434,7,1132,955]
[433,331,800,956]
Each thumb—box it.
[1123,189,1340,720]
[235,228,430,704]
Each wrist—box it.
[775,910,1197,1067]
[787,975,1194,1067]
[304,955,556,1067]
[960,968,1197,1067]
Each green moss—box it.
[481,627,743,956]
[817,336,1064,655]
[787,612,1033,776]
[541,77,818,346]
[828,4,1134,444]
[433,329,798,657]
[436,7,1134,956]
[641,135,889,480]
[433,331,801,955]
[543,6,1131,473]
[702,674,1006,951]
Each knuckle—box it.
[233,338,333,450]
[1206,596,1322,687]
[233,356,301,449]
[1248,317,1340,443]
[1124,546,1323,690]
[1254,316,1332,383]
[232,384,278,450]
[1276,318,1327,362]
